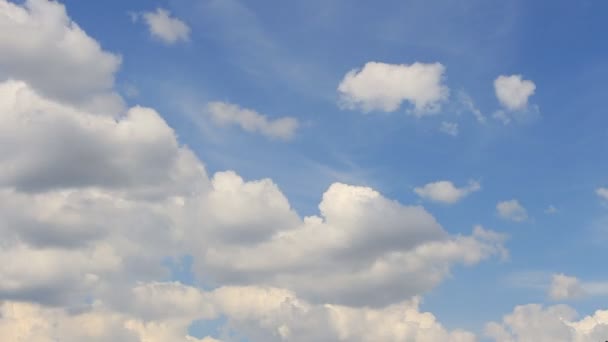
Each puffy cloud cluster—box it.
[337,61,449,115]
[485,304,608,342]
[0,1,528,341]
[0,282,478,342]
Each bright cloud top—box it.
[496,199,528,222]
[414,180,480,204]
[494,74,536,111]
[337,61,449,115]
[206,101,299,140]
[141,8,190,44]
[0,0,123,112]
[485,304,608,342]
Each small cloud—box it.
[414,180,480,204]
[493,74,538,125]
[439,121,459,136]
[548,274,586,300]
[494,74,536,111]
[337,61,449,116]
[544,205,558,214]
[140,8,190,44]
[596,187,608,201]
[206,101,299,141]
[497,199,528,222]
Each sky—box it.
[1,0,608,341]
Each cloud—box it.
[0,1,507,339]
[206,101,299,140]
[140,8,190,44]
[485,304,608,342]
[0,0,123,113]
[458,91,486,123]
[497,200,528,222]
[494,75,536,111]
[596,187,608,201]
[414,180,480,204]
[0,282,477,342]
[337,61,449,115]
[544,205,558,214]
[439,121,459,136]
[549,274,586,301]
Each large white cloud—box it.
[0,0,123,112]
[337,61,449,115]
[206,101,299,141]
[485,304,608,342]
[0,282,478,342]
[414,180,480,204]
[0,1,510,340]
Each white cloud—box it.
[440,121,459,136]
[494,74,536,111]
[0,0,123,113]
[549,274,586,301]
[497,200,528,222]
[414,180,480,204]
[596,187,608,201]
[544,205,558,214]
[485,304,608,342]
[141,8,190,44]
[337,61,449,115]
[0,1,508,340]
[206,101,299,140]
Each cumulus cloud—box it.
[440,121,459,136]
[497,200,528,222]
[494,75,536,111]
[206,101,299,140]
[337,61,449,115]
[139,8,190,44]
[485,304,608,342]
[414,180,480,204]
[549,274,586,301]
[0,1,509,340]
[0,0,123,113]
[0,282,478,342]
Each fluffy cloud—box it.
[0,0,123,112]
[0,282,478,342]
[140,8,190,44]
[337,61,449,115]
[497,200,528,222]
[548,274,586,301]
[0,77,506,338]
[414,180,480,204]
[485,304,608,342]
[494,75,536,111]
[0,1,509,340]
[206,101,299,140]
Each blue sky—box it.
[2,0,608,341]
